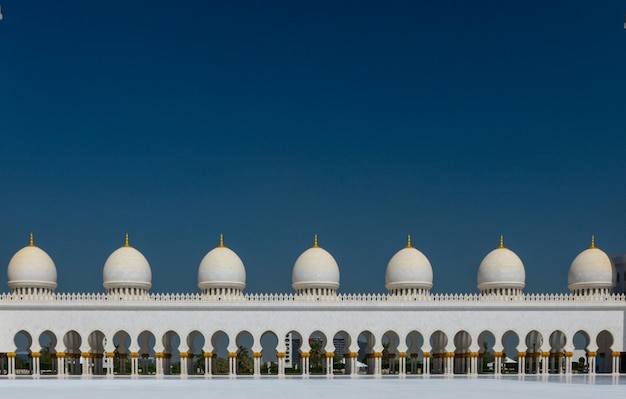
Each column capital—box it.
[541,352,550,357]
[300,352,311,358]
[398,352,407,358]
[422,352,431,358]
[6,352,16,358]
[31,352,41,358]
[81,352,91,358]
[228,352,238,359]
[105,352,115,358]
[253,352,262,359]
[587,351,597,357]
[276,352,286,358]
[517,352,526,358]
[325,352,335,358]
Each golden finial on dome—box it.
[124,233,129,247]
[406,234,412,248]
[219,233,224,248]
[499,235,504,249]
[29,232,34,247]
[313,234,318,248]
[590,235,595,249]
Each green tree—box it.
[310,340,323,371]
[237,346,253,374]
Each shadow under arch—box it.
[112,330,131,375]
[332,330,352,375]
[38,330,58,375]
[161,330,181,375]
[138,330,156,375]
[87,330,106,375]
[548,330,566,374]
[358,330,376,375]
[405,330,424,374]
[596,330,614,373]
[573,330,591,373]
[259,330,279,374]
[477,330,495,374]
[382,330,400,374]
[524,330,543,374]
[429,330,448,374]
[453,330,471,374]
[63,330,82,375]
[502,330,520,374]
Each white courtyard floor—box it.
[0,375,624,399]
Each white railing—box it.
[0,291,624,305]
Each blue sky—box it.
[0,1,625,295]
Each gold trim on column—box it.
[445,352,455,358]
[493,352,503,357]
[518,352,526,358]
[325,352,335,358]
[541,352,550,357]
[564,352,573,357]
[56,352,66,358]
[422,352,431,358]
[300,352,311,358]
[179,353,189,359]
[155,352,164,359]
[398,352,407,358]
[612,351,621,357]
[470,352,479,358]
[31,352,41,358]
[277,352,286,358]
[81,352,91,358]
[202,352,213,359]
[106,352,115,358]
[228,352,238,359]
[253,352,262,359]
[129,352,139,359]
[7,352,16,358]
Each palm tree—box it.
[237,345,253,374]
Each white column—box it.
[7,354,15,377]
[228,354,236,376]
[424,355,430,375]
[180,354,188,376]
[325,355,333,376]
[32,355,40,376]
[588,353,596,375]
[399,355,406,376]
[253,354,261,377]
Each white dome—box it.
[103,236,152,292]
[477,238,525,293]
[568,239,614,292]
[385,238,433,291]
[292,237,340,292]
[7,236,57,292]
[198,236,246,291]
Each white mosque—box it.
[0,233,624,378]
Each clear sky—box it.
[0,1,625,295]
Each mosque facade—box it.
[0,233,624,378]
